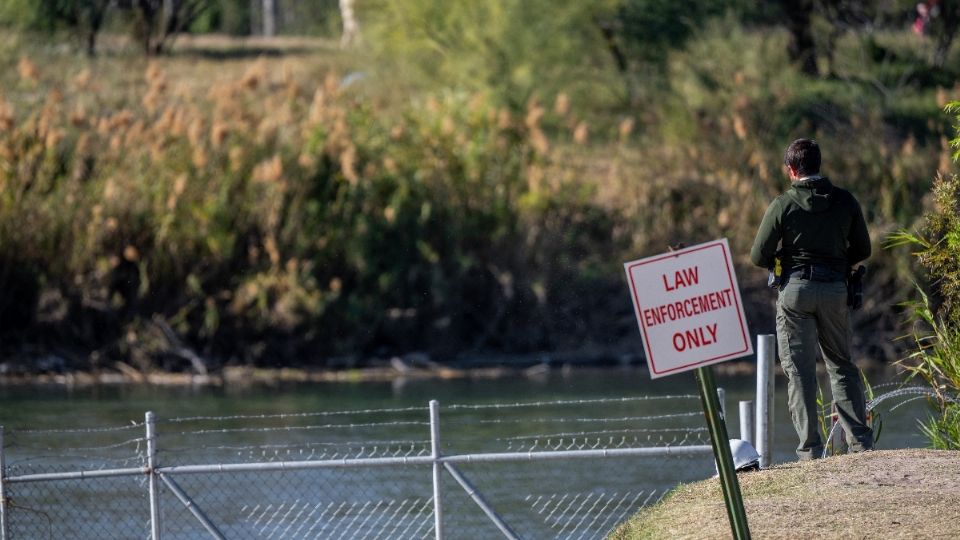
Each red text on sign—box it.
[672,323,718,352]
[662,266,700,291]
[642,288,734,328]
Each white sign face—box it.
[624,238,752,379]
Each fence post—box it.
[755,334,775,468]
[717,387,727,419]
[429,400,444,540]
[739,401,754,446]
[146,412,162,540]
[1,425,7,540]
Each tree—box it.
[928,1,960,68]
[12,0,112,56]
[818,0,876,77]
[262,0,276,36]
[118,0,211,55]
[339,0,359,48]
[78,0,111,55]
[780,0,819,76]
[614,0,721,65]
[362,0,622,106]
[607,0,723,103]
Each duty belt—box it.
[788,265,846,282]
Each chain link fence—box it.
[2,394,723,539]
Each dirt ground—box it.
[609,449,960,539]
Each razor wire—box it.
[820,385,955,458]
[1,393,715,539]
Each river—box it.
[0,366,930,454]
[0,366,932,538]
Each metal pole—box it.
[7,467,149,483]
[696,367,750,540]
[0,426,8,540]
[429,400,444,540]
[739,401,755,446]
[444,462,521,540]
[159,475,226,540]
[755,334,775,468]
[146,411,162,540]
[717,387,727,419]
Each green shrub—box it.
[359,0,666,109]
[0,19,955,369]
[888,101,960,449]
[898,288,960,449]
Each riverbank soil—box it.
[609,449,960,539]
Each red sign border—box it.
[625,239,751,377]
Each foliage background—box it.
[0,1,957,373]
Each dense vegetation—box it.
[888,101,960,449]
[0,2,957,373]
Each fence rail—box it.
[1,397,723,539]
[0,336,783,539]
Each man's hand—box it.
[847,265,866,309]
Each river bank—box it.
[0,349,898,387]
[610,449,960,539]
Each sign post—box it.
[696,366,750,539]
[624,239,752,539]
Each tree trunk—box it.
[781,0,819,76]
[262,0,276,37]
[595,17,637,106]
[84,1,108,57]
[339,0,359,48]
[933,5,960,68]
[163,0,174,32]
[86,30,97,56]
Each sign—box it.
[624,238,752,378]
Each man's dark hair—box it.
[784,138,821,176]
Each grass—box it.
[609,449,960,539]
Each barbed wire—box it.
[445,395,700,411]
[820,385,953,458]
[868,386,952,410]
[889,395,931,412]
[157,438,432,455]
[168,444,432,463]
[167,419,430,437]
[8,437,146,454]
[2,387,939,540]
[0,387,709,539]
[456,411,702,427]
[504,433,703,452]
[7,453,144,468]
[496,427,707,442]
[162,406,428,425]
[8,422,145,436]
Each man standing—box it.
[750,138,873,460]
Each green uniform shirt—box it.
[750,176,870,272]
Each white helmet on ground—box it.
[728,439,761,471]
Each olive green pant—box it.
[776,278,873,460]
